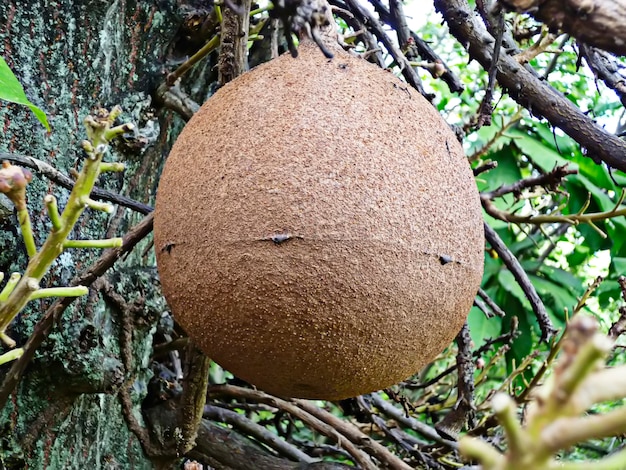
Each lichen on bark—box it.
[0,0,184,468]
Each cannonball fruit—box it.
[154,41,484,400]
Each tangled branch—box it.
[435,0,626,172]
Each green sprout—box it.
[461,315,626,470]
[0,106,132,363]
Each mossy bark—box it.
[0,1,189,468]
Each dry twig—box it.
[0,152,153,215]
[484,222,555,341]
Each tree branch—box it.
[203,405,315,463]
[146,406,354,469]
[436,323,476,440]
[501,0,626,57]
[0,152,153,215]
[477,287,506,317]
[481,164,577,199]
[363,0,464,92]
[483,222,555,340]
[219,0,253,85]
[342,0,425,96]
[294,399,413,470]
[207,385,382,469]
[178,345,212,455]
[369,392,458,448]
[435,0,626,172]
[579,44,626,107]
[357,396,446,469]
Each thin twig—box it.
[204,404,315,463]
[152,337,190,358]
[534,223,570,266]
[481,164,577,200]
[154,83,200,122]
[332,8,384,67]
[362,0,464,92]
[474,295,495,318]
[609,277,626,340]
[342,0,424,96]
[435,0,626,172]
[541,35,571,80]
[475,317,520,356]
[295,398,413,470]
[207,384,378,469]
[369,392,458,449]
[475,10,505,128]
[0,153,153,215]
[407,318,519,391]
[473,161,498,176]
[468,112,523,162]
[357,396,447,469]
[513,29,560,65]
[477,288,506,317]
[166,34,220,86]
[580,44,626,108]
[481,193,626,236]
[484,222,555,341]
[435,323,475,440]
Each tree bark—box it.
[0,1,181,467]
[501,0,626,56]
[0,1,311,468]
[145,407,355,470]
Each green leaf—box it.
[597,279,621,307]
[573,174,616,212]
[610,257,626,277]
[564,179,612,252]
[537,265,583,292]
[0,56,50,131]
[572,153,616,193]
[468,306,503,347]
[530,122,576,155]
[567,244,591,266]
[566,175,626,253]
[504,126,626,251]
[502,297,535,390]
[475,146,523,192]
[606,218,626,254]
[494,226,519,248]
[507,128,575,172]
[467,119,512,156]
[497,270,531,309]
[527,274,575,324]
[482,253,502,284]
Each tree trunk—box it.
[0,1,189,467]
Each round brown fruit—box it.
[154,42,484,400]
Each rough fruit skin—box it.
[154,42,484,400]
